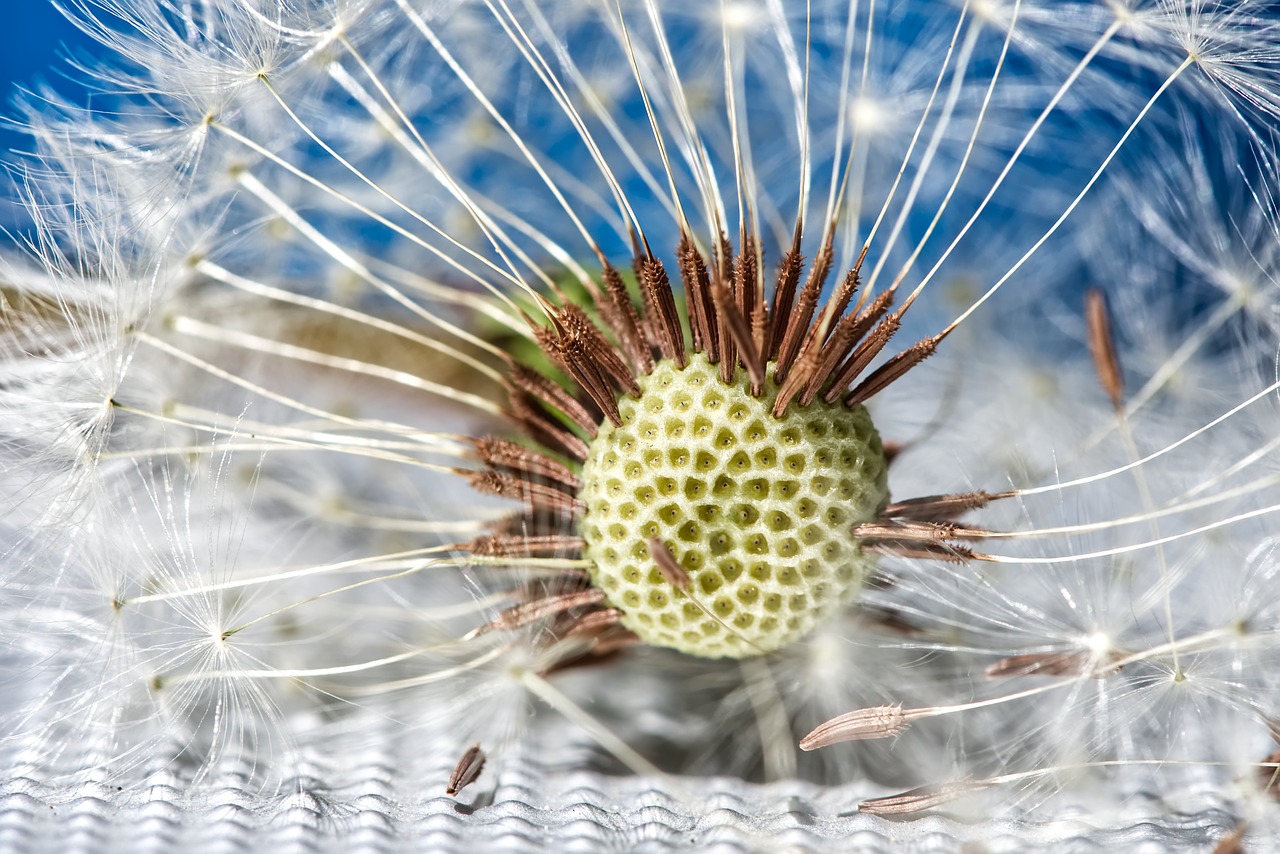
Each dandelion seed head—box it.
[579,353,889,658]
[4,0,1280,840]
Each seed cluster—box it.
[580,354,889,657]
[465,228,994,668]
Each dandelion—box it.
[3,0,1280,847]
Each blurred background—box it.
[0,5,91,153]
[0,5,95,228]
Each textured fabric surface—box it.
[0,754,1254,853]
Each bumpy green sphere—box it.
[579,353,889,658]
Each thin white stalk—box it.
[195,259,505,385]
[987,501,1280,565]
[321,56,559,300]
[944,56,1196,334]
[889,1,1020,294]
[123,547,456,605]
[167,314,503,415]
[865,19,982,295]
[212,121,528,315]
[132,332,477,442]
[912,18,1124,295]
[392,0,607,256]
[1017,374,1280,496]
[177,641,510,684]
[520,668,668,779]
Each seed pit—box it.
[579,354,888,658]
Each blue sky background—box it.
[0,4,96,227]
[0,4,94,156]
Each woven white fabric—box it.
[0,739,1255,854]
[0,775,1245,853]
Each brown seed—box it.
[821,259,863,329]
[552,304,641,412]
[858,781,985,816]
[506,389,591,461]
[446,744,486,796]
[638,255,686,367]
[678,234,718,360]
[856,519,991,542]
[820,289,896,403]
[762,245,803,358]
[712,233,739,384]
[1212,825,1246,854]
[1085,288,1124,411]
[733,233,763,361]
[538,617,640,675]
[799,704,909,749]
[774,234,833,382]
[505,362,598,436]
[859,541,977,564]
[464,533,585,558]
[475,588,605,635]
[647,537,691,591]
[830,308,903,394]
[852,520,958,541]
[600,260,653,373]
[563,607,624,638]
[710,280,765,394]
[467,470,584,515]
[882,491,1010,522]
[534,325,622,427]
[766,231,805,359]
[984,650,1123,679]
[799,302,865,406]
[845,334,941,406]
[471,437,581,489]
[771,341,821,417]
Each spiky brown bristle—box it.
[518,230,943,422]
[456,229,1002,663]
